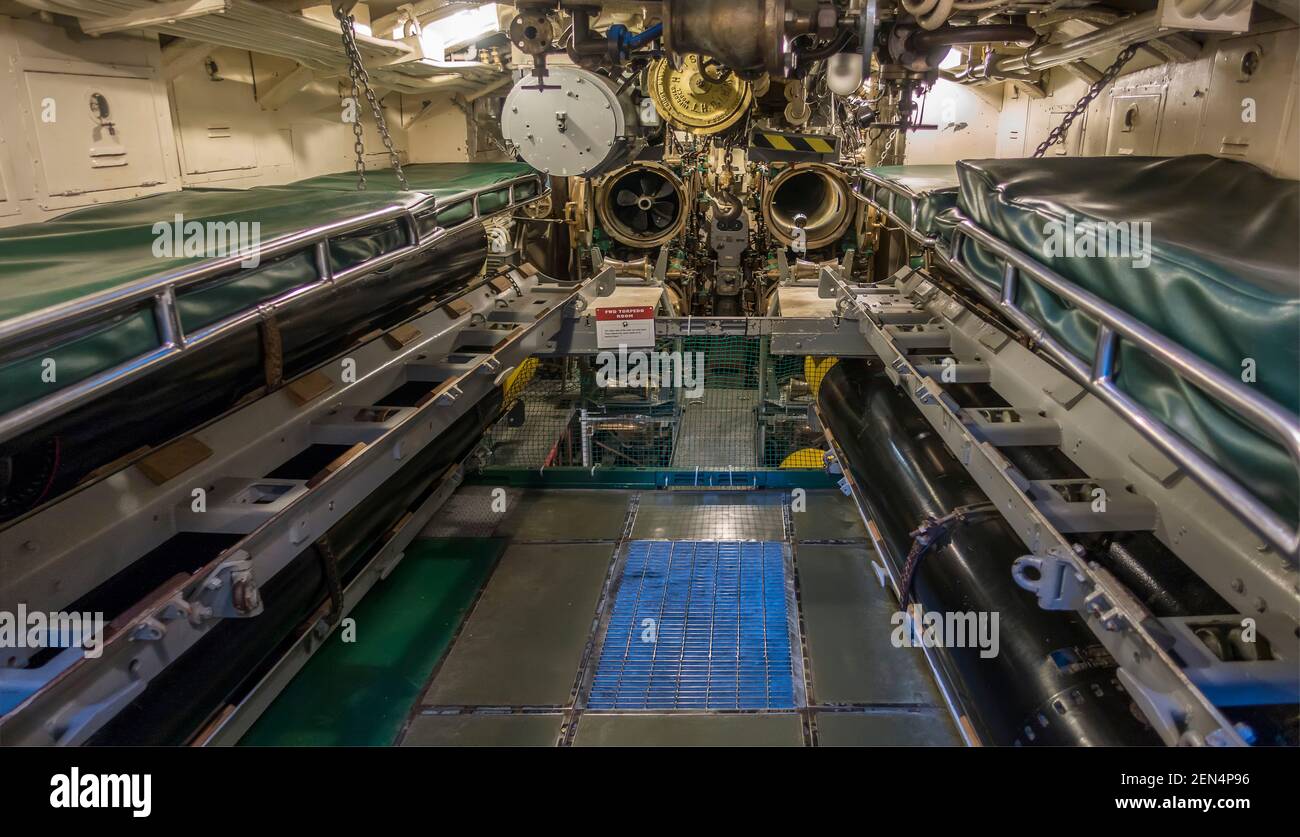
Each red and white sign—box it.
[595,305,655,349]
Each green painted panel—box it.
[239,537,502,747]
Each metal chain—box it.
[333,3,409,190]
[1033,43,1143,159]
[876,127,898,167]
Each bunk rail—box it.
[852,168,941,248]
[851,172,1300,561]
[0,173,548,446]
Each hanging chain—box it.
[333,3,408,190]
[876,127,898,167]
[1033,43,1143,159]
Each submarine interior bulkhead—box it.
[0,0,1297,749]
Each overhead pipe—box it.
[994,11,1162,74]
[907,23,1036,52]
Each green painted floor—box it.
[239,537,502,746]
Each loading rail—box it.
[817,258,1299,746]
[0,262,612,745]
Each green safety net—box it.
[481,335,828,475]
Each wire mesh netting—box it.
[482,336,832,473]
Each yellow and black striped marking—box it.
[749,131,838,154]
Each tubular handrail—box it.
[0,173,548,445]
[852,171,1300,561]
[851,169,941,248]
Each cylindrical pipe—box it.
[994,11,1160,74]
[818,360,1159,746]
[664,0,818,74]
[908,24,1036,52]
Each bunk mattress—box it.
[0,165,542,520]
[863,164,960,238]
[945,155,1300,518]
[291,162,542,223]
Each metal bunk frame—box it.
[846,170,1300,745]
[0,172,547,446]
[852,169,1300,562]
[0,260,613,745]
[853,168,948,249]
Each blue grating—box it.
[588,540,796,710]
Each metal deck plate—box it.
[630,492,784,540]
[588,540,798,710]
[574,713,804,746]
[797,544,944,705]
[815,711,960,746]
[422,543,614,706]
[401,713,563,747]
[669,389,760,468]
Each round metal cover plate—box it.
[502,66,626,177]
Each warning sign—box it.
[595,305,656,349]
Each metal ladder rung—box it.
[885,323,952,350]
[963,407,1062,446]
[1023,478,1157,533]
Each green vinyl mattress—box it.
[0,187,415,418]
[0,164,534,520]
[866,164,960,238]
[0,187,411,322]
[290,161,537,200]
[290,162,541,224]
[945,155,1300,519]
[0,162,541,418]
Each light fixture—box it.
[938,47,964,70]
[419,3,500,59]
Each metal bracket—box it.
[1012,553,1087,611]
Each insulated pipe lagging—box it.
[907,24,1037,52]
[994,11,1162,73]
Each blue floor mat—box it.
[588,540,797,710]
